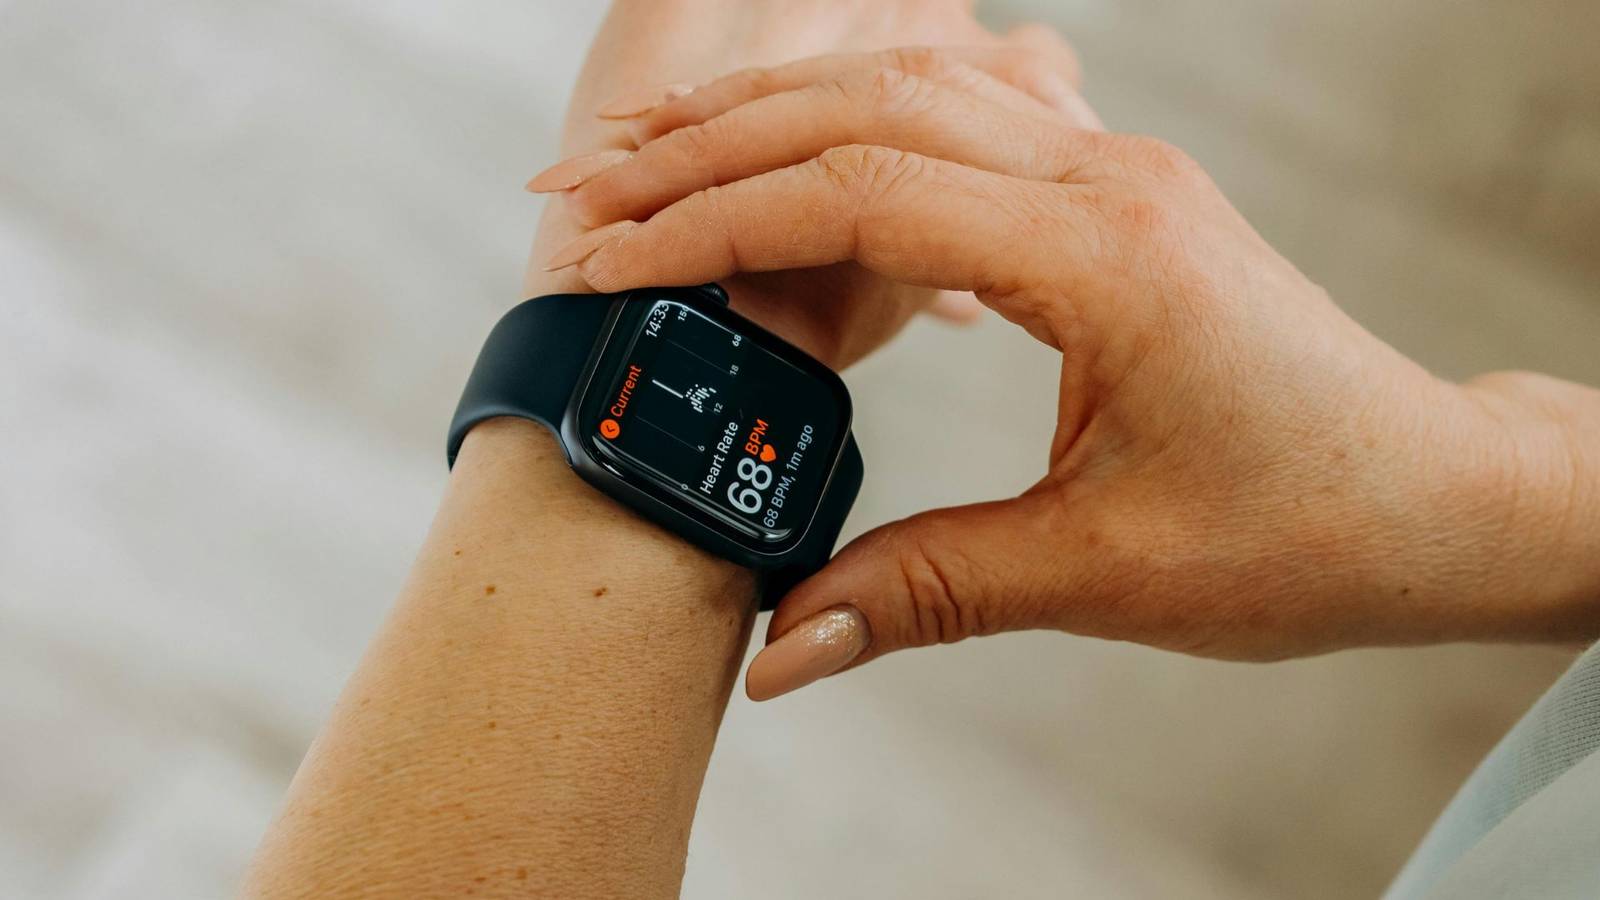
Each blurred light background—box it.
[3,1,1598,897]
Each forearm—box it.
[242,418,754,898]
[245,4,1007,891]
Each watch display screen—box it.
[585,298,846,545]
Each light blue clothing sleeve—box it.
[1384,640,1600,900]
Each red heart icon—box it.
[759,444,777,463]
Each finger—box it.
[622,45,1085,143]
[1004,22,1083,89]
[928,290,984,324]
[558,67,1107,228]
[1001,24,1101,129]
[745,494,1092,700]
[545,146,1109,342]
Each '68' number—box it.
[726,457,772,514]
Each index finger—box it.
[617,45,1085,143]
[548,146,1110,345]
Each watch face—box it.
[582,295,849,549]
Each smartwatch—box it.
[447,283,862,610]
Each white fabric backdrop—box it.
[3,1,1597,897]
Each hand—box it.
[542,49,1600,696]
[528,4,1095,368]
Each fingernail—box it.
[746,605,871,702]
[525,149,633,193]
[543,220,639,271]
[596,82,694,119]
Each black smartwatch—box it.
[447,283,862,610]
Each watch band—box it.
[446,287,858,611]
[447,293,611,468]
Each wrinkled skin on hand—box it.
[539,45,1600,682]
[528,0,1091,369]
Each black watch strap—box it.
[446,285,851,611]
[447,293,611,467]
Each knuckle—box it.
[1120,136,1207,186]
[684,182,745,270]
[883,45,951,79]
[892,535,978,647]
[862,64,910,95]
[853,66,911,108]
[696,179,733,217]
[1107,194,1176,242]
[838,66,934,117]
[939,59,996,95]
[694,181,741,233]
[671,119,728,180]
[825,143,928,194]
[815,144,924,197]
[814,145,868,190]
[1094,190,1208,297]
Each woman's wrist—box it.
[244,420,755,898]
[431,417,758,689]
[1453,372,1600,642]
[1316,369,1600,652]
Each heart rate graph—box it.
[600,297,841,542]
[651,377,720,414]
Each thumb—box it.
[746,492,1074,701]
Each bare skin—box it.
[241,419,752,898]
[537,47,1600,698]
[243,3,1600,895]
[241,3,1081,897]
